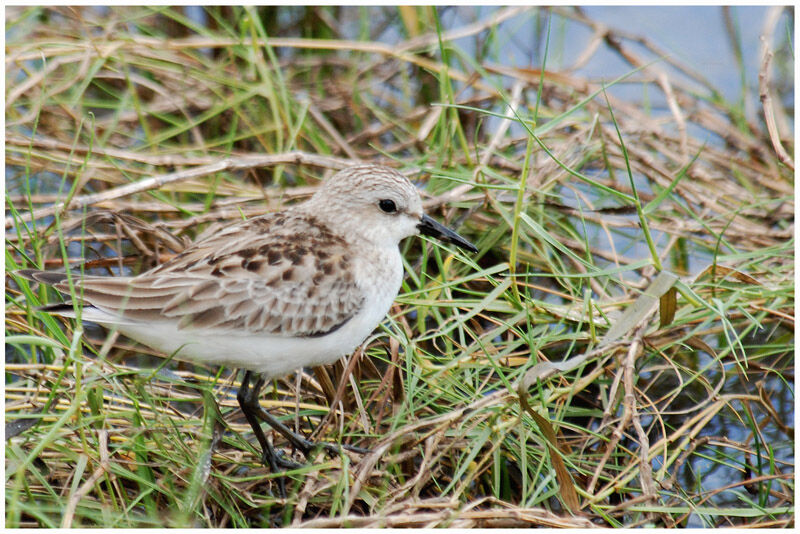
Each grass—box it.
[5,6,794,528]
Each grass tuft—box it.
[6,6,794,528]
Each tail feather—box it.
[15,269,143,326]
[16,270,79,315]
[36,302,77,314]
[15,269,72,286]
[37,302,137,324]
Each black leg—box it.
[238,372,285,467]
[237,371,295,498]
[236,370,370,466]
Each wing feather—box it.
[61,211,364,337]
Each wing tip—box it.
[14,269,71,286]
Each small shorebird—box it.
[17,164,477,491]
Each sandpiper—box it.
[17,164,477,491]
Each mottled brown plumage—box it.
[37,212,364,337]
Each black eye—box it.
[378,199,397,213]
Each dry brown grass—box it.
[6,6,794,527]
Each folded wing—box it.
[23,212,364,338]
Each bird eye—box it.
[378,199,397,213]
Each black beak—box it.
[417,214,478,253]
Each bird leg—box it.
[236,371,369,469]
[236,371,301,472]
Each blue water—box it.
[581,7,776,99]
[454,6,785,105]
[7,7,792,526]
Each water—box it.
[6,6,792,526]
